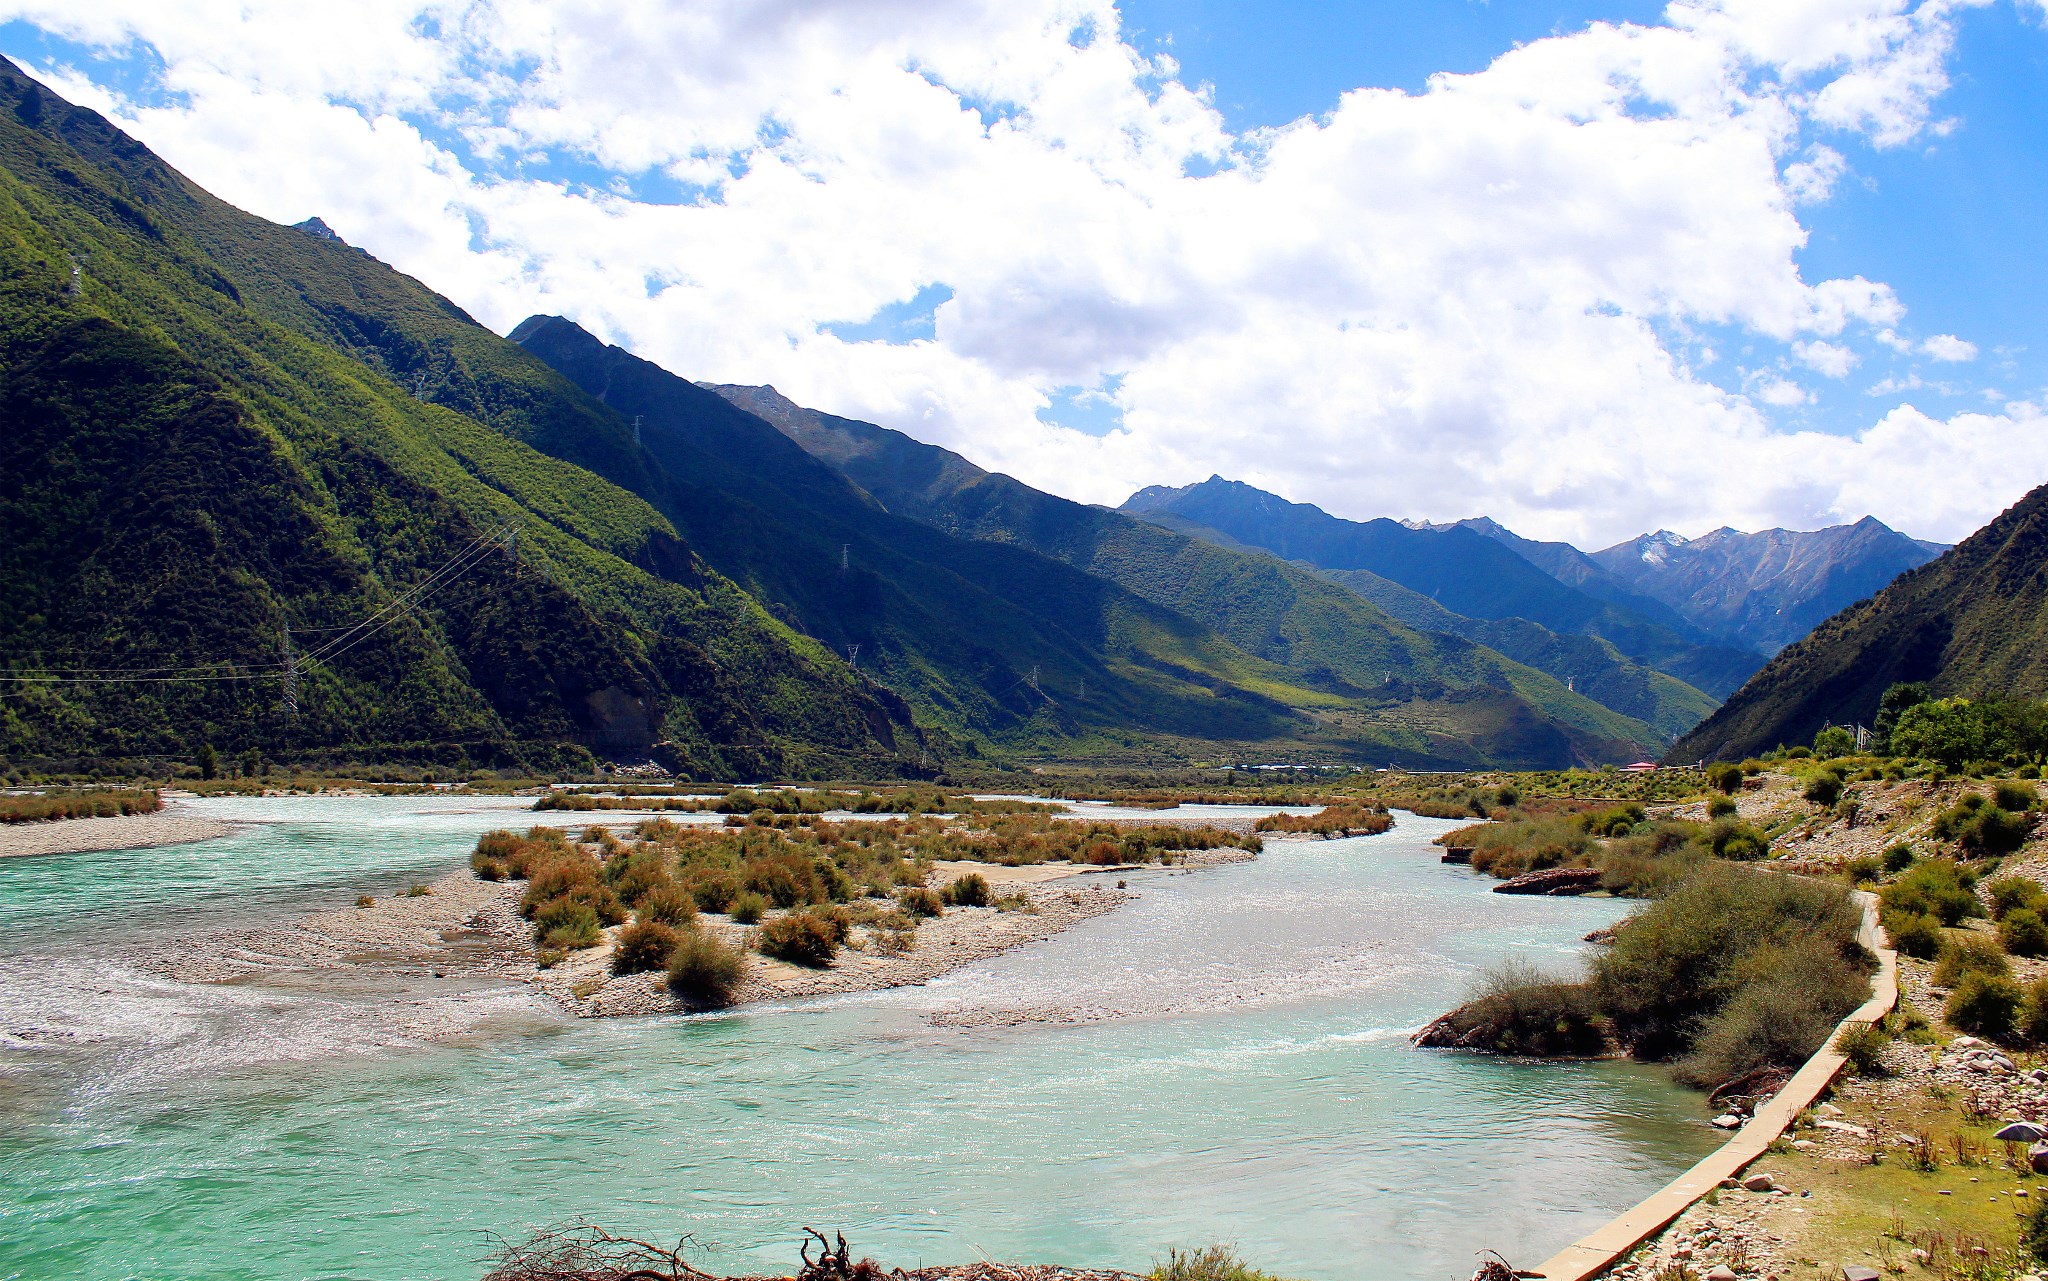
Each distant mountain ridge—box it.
[1669,485,2048,762]
[710,384,1675,765]
[1120,477,1764,704]
[1588,519,1947,656]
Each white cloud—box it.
[1922,333,1979,361]
[1794,339,1859,377]
[0,0,2033,546]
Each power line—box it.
[1,521,518,690]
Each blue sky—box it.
[1119,0,2048,441]
[5,0,2045,545]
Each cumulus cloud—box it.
[1922,333,1979,361]
[0,0,2034,545]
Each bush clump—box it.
[898,886,945,917]
[611,919,680,975]
[1593,863,1871,1086]
[2003,908,2048,958]
[1706,796,1737,819]
[1835,1021,1891,1075]
[1879,859,1981,926]
[635,885,698,927]
[533,898,602,950]
[728,890,768,925]
[1932,935,2011,988]
[1884,911,1944,960]
[666,929,747,1005]
[1947,971,2025,1040]
[757,908,851,967]
[1706,763,1743,795]
[1433,961,1606,1057]
[1149,1245,1290,1281]
[942,873,992,907]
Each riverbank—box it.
[123,846,1219,1033]
[0,804,238,859]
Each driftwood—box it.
[797,1229,898,1281]
[1491,867,1602,896]
[480,1222,716,1281]
[1708,1065,1793,1111]
[1469,1249,1543,1280]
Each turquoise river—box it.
[0,797,1719,1280]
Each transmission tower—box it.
[281,624,299,717]
[840,544,850,572]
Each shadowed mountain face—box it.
[1118,477,1762,707]
[1590,520,1946,656]
[0,58,924,776]
[707,384,1674,765]
[1669,485,2048,763]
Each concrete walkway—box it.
[1529,891,1898,1281]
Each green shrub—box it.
[1946,971,2025,1040]
[666,929,747,1005]
[1881,843,1916,873]
[1595,863,1868,1067]
[1879,859,1981,926]
[1932,935,2011,987]
[757,909,847,967]
[635,885,698,927]
[1988,875,2048,919]
[1882,910,1944,960]
[532,898,602,950]
[611,920,680,975]
[1996,782,2040,813]
[898,886,945,917]
[2004,909,2048,958]
[1803,774,1844,806]
[1673,932,1874,1089]
[2021,978,2048,1045]
[1842,856,1881,886]
[1706,820,1770,861]
[1436,961,1606,1057]
[942,872,993,907]
[1583,803,1647,838]
[1706,796,1737,819]
[1150,1245,1290,1281]
[1706,763,1743,795]
[1813,726,1857,758]
[1836,1021,1892,1075]
[728,891,768,925]
[2025,1194,2048,1265]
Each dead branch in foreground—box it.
[480,1224,1140,1281]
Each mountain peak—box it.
[293,215,343,243]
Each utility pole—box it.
[1028,664,1040,695]
[840,544,850,572]
[847,643,860,669]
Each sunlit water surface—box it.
[0,798,1716,1281]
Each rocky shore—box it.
[0,803,238,859]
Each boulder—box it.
[1704,1268,1738,1281]
[1817,1103,1845,1119]
[1841,1268,1880,1281]
[1996,1122,2048,1143]
[1953,1036,1988,1049]
[1713,1114,1743,1129]
[1742,1173,1776,1192]
[2031,1141,2048,1175]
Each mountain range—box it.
[1670,483,2048,762]
[0,59,1960,775]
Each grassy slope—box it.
[1670,482,2048,762]
[0,63,908,776]
[712,386,1672,764]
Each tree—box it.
[1872,681,1930,754]
[195,743,219,780]
[1812,726,1856,758]
[1889,698,1990,767]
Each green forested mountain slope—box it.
[710,384,1671,763]
[510,316,1346,755]
[0,60,911,775]
[1668,484,2048,762]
